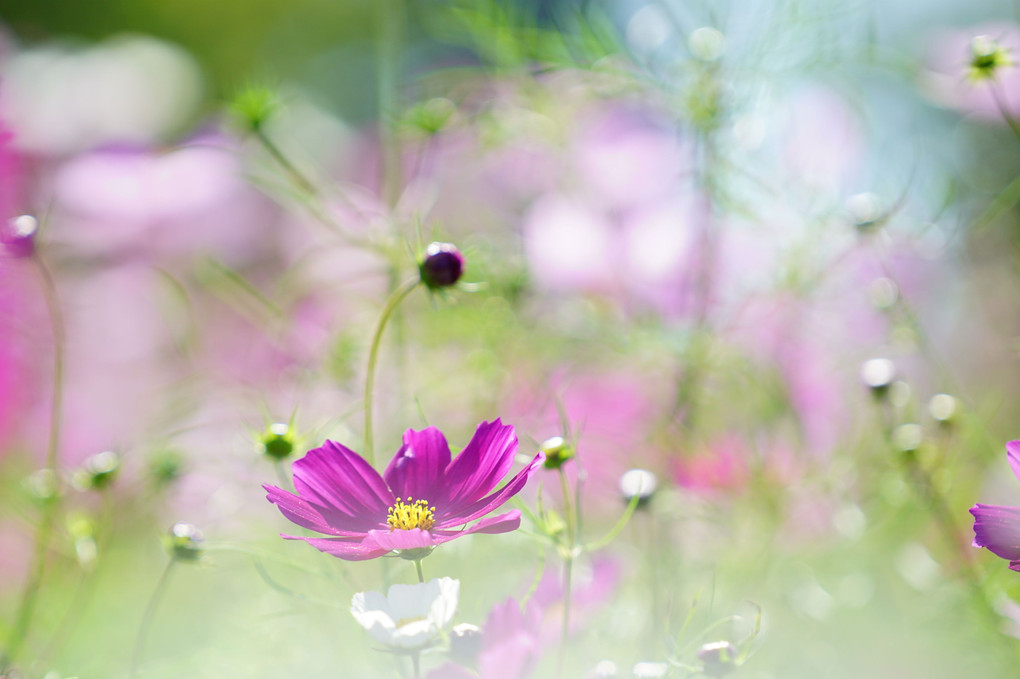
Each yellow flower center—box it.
[387,497,436,531]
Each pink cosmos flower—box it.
[971,440,1020,571]
[265,419,544,561]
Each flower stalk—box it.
[0,253,66,671]
[363,278,420,465]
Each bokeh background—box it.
[3,1,1020,678]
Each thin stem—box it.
[129,559,176,679]
[556,467,576,679]
[411,651,421,679]
[0,255,66,671]
[414,559,425,584]
[274,460,290,490]
[989,80,1020,144]
[556,557,573,679]
[255,127,318,197]
[363,278,420,464]
[558,468,575,548]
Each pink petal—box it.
[264,484,368,536]
[364,528,435,552]
[283,535,390,561]
[1007,440,1020,483]
[438,452,544,527]
[292,440,393,521]
[384,427,453,502]
[438,419,519,512]
[431,511,522,545]
[971,503,1020,560]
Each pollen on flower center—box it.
[387,497,436,531]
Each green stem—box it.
[129,559,176,679]
[558,468,575,548]
[1,255,66,671]
[556,557,573,679]
[255,127,318,197]
[414,559,425,584]
[556,467,576,678]
[990,79,1020,144]
[411,651,421,679]
[363,278,420,464]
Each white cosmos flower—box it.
[350,577,460,649]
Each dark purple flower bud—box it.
[419,242,464,289]
[697,641,737,676]
[165,523,204,561]
[1,215,38,258]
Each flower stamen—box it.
[387,497,436,531]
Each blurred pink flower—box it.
[51,136,278,266]
[922,22,1020,120]
[672,436,752,494]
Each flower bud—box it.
[591,660,617,678]
[619,469,657,508]
[419,242,464,289]
[230,85,280,132]
[24,469,59,503]
[405,97,457,136]
[149,449,184,487]
[969,35,1013,81]
[260,422,296,460]
[928,393,957,424]
[860,358,895,396]
[1,215,38,259]
[540,436,574,470]
[697,641,737,676]
[164,523,204,561]
[892,423,923,453]
[73,450,120,491]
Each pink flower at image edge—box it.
[264,419,544,560]
[971,440,1020,571]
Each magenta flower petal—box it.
[437,419,518,510]
[284,535,391,561]
[431,511,522,545]
[971,503,1020,560]
[292,440,393,518]
[1008,440,1020,481]
[437,452,544,527]
[384,427,453,501]
[263,484,367,536]
[365,528,435,552]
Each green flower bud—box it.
[260,422,297,460]
[149,449,184,487]
[540,436,574,470]
[73,450,120,491]
[164,523,204,562]
[24,469,59,504]
[230,85,281,132]
[969,35,1013,82]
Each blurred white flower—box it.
[1,34,203,155]
[350,577,459,650]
